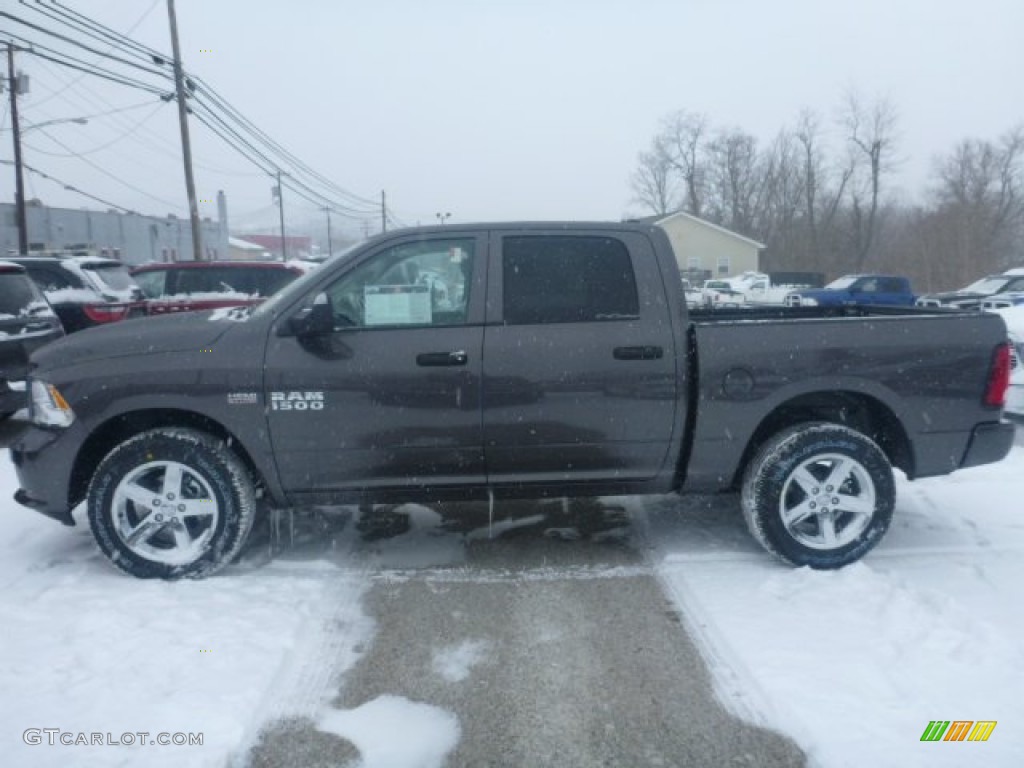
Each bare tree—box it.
[660,110,710,217]
[705,128,762,234]
[630,136,678,216]
[928,127,1024,283]
[838,93,899,271]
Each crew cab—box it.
[785,274,915,307]
[11,223,1014,579]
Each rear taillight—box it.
[984,342,1011,408]
[83,303,129,323]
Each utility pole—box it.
[275,170,287,261]
[6,45,28,255]
[324,206,333,258]
[166,0,203,260]
[381,190,387,232]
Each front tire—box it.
[88,428,256,579]
[741,422,895,569]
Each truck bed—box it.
[682,304,1008,491]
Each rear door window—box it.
[0,273,47,315]
[501,236,639,324]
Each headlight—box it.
[800,297,818,306]
[30,379,76,428]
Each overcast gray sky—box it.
[3,0,1023,239]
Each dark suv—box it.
[0,261,64,417]
[130,260,309,315]
[6,254,146,333]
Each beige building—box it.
[645,211,764,281]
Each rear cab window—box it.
[501,235,639,324]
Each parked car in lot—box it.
[0,261,64,417]
[916,271,1024,310]
[6,254,146,333]
[680,277,704,308]
[701,279,747,306]
[12,222,1014,580]
[785,274,915,307]
[130,260,308,315]
[980,291,1024,311]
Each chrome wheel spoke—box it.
[161,464,184,498]
[178,499,215,519]
[121,482,155,510]
[792,467,820,496]
[170,523,194,552]
[820,512,839,547]
[836,492,874,518]
[782,499,816,528]
[823,459,849,492]
[125,516,162,547]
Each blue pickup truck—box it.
[785,274,915,307]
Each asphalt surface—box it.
[244,498,805,768]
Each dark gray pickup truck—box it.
[11,222,1015,578]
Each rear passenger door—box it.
[482,230,678,484]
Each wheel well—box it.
[733,392,913,488]
[69,409,265,509]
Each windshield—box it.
[824,276,858,290]
[962,276,1008,294]
[250,241,363,319]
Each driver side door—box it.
[264,233,487,499]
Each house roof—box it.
[634,210,765,250]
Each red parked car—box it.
[130,260,310,315]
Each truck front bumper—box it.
[10,424,82,527]
[960,421,1016,469]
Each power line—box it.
[192,77,382,208]
[22,0,163,107]
[1,9,171,80]
[0,157,135,212]
[23,102,167,158]
[14,42,169,96]
[26,126,186,212]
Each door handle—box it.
[613,345,663,361]
[416,350,468,367]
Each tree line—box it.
[629,96,1024,291]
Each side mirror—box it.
[286,292,335,337]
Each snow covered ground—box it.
[641,444,1024,768]
[1,436,1022,767]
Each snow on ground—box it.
[3,430,1023,767]
[317,695,460,768]
[0,454,373,768]
[641,445,1024,768]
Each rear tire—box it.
[741,422,894,569]
[87,428,256,579]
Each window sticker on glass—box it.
[364,284,432,325]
